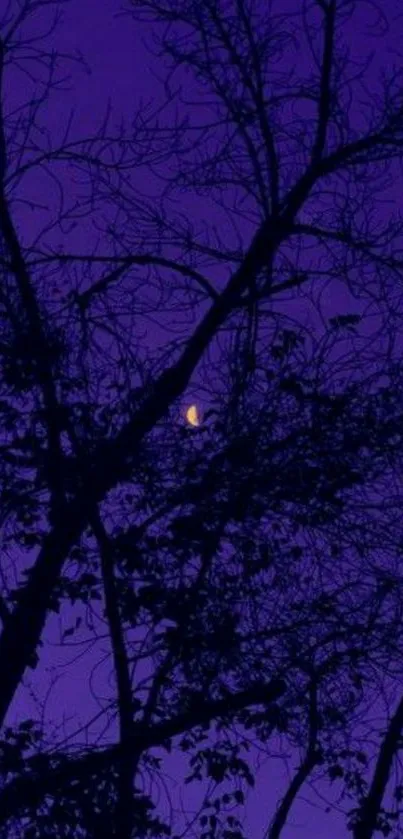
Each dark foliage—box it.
[0,1,402,838]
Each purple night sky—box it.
[2,0,403,836]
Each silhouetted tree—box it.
[0,1,403,837]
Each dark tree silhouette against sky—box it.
[0,1,403,837]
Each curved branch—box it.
[90,509,135,839]
[267,678,320,839]
[0,216,282,734]
[0,679,286,828]
[311,0,336,166]
[29,252,219,305]
[353,694,403,839]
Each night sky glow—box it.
[0,1,403,838]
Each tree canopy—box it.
[0,1,403,837]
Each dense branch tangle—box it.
[0,1,402,837]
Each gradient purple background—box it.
[3,0,403,836]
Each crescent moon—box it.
[186,404,201,427]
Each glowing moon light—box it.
[186,404,201,427]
